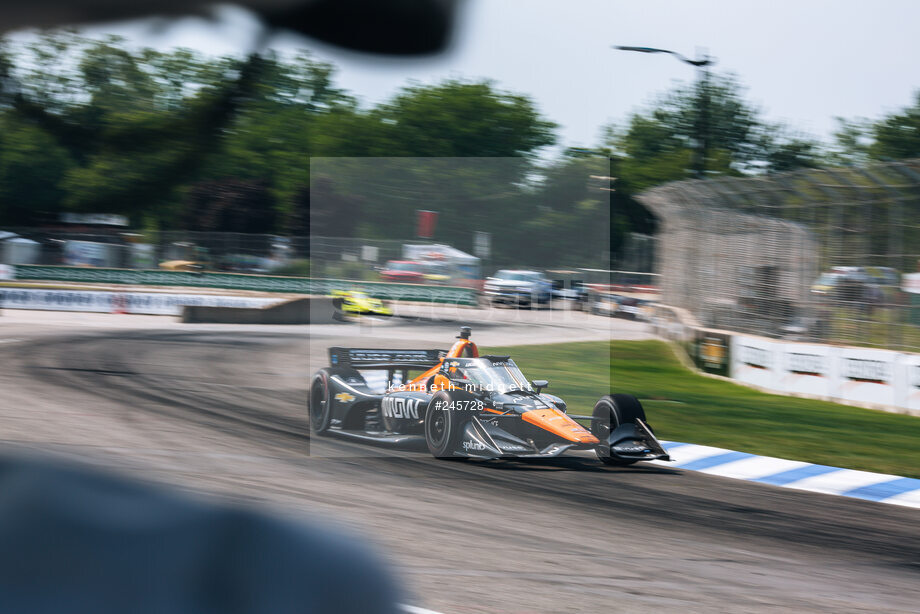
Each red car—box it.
[380,260,426,283]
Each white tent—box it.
[402,243,481,282]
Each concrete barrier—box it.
[181,297,339,325]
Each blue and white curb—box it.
[649,441,920,509]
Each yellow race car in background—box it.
[330,290,393,318]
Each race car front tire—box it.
[424,391,467,459]
[592,393,647,466]
[309,369,333,435]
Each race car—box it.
[330,290,393,318]
[309,327,670,464]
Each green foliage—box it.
[0,37,560,242]
[605,73,824,191]
[828,118,873,166]
[0,114,73,224]
[761,129,823,172]
[869,91,920,161]
[368,79,557,157]
[517,156,612,267]
[830,92,920,164]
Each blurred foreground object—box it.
[0,452,402,614]
[0,0,461,55]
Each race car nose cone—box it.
[521,408,599,444]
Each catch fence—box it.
[638,158,920,352]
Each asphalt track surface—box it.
[1,311,919,613]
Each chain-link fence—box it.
[638,158,920,352]
[611,232,657,275]
[310,237,433,282]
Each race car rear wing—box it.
[328,347,447,370]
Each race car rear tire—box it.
[592,393,647,466]
[424,391,466,459]
[309,370,333,435]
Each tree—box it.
[605,73,822,191]
[831,92,920,164]
[2,33,274,226]
[367,79,556,158]
[868,91,920,161]
[300,80,557,244]
[761,128,823,172]
[0,36,560,240]
[828,118,872,166]
[302,176,362,238]
[184,178,276,233]
[0,114,73,225]
[513,155,615,267]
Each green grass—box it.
[482,340,920,478]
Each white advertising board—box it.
[0,264,13,280]
[901,353,920,412]
[731,335,778,390]
[833,347,899,407]
[701,330,918,413]
[0,288,284,315]
[777,343,836,399]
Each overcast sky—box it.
[51,0,920,150]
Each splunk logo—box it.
[843,358,890,384]
[787,352,825,377]
[462,440,487,451]
[739,345,771,370]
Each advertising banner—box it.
[682,325,919,413]
[777,343,836,399]
[0,264,13,280]
[13,266,478,305]
[0,288,283,316]
[693,330,731,377]
[731,335,778,389]
[834,347,899,407]
[903,353,920,412]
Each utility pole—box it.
[613,45,715,178]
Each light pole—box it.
[613,45,715,178]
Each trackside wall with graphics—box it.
[728,333,917,413]
[7,265,478,305]
[0,288,284,315]
[654,308,920,414]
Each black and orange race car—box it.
[309,327,670,464]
